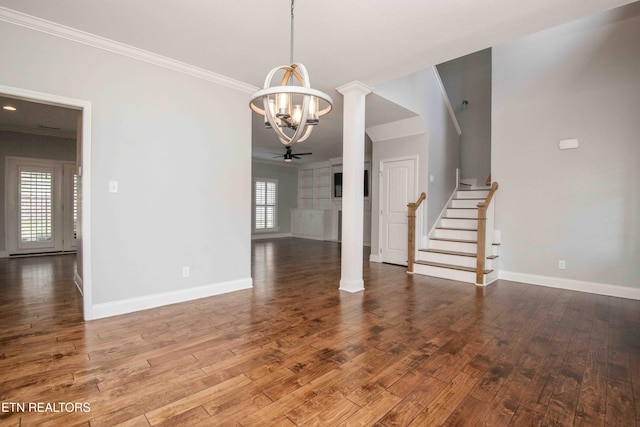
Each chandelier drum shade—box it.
[249,0,333,146]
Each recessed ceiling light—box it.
[3,105,17,111]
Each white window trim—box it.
[254,177,279,232]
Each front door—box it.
[5,157,77,255]
[380,157,416,266]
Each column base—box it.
[339,279,365,293]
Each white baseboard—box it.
[369,254,382,263]
[0,251,7,258]
[91,277,253,320]
[74,272,83,296]
[499,271,640,300]
[251,233,292,240]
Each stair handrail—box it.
[476,182,499,284]
[407,192,427,273]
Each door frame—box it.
[378,155,419,265]
[1,84,93,320]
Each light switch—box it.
[109,180,118,193]
[559,139,579,150]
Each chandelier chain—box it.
[290,0,295,64]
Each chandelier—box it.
[249,0,333,146]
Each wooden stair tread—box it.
[420,249,476,257]
[442,216,479,220]
[458,188,491,191]
[415,260,492,274]
[419,249,499,260]
[429,237,477,243]
[436,227,478,231]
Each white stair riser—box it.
[429,239,477,253]
[446,209,478,219]
[440,218,478,229]
[419,252,473,268]
[414,264,476,283]
[418,252,494,270]
[450,199,481,208]
[434,229,477,240]
[456,190,489,199]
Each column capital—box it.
[336,81,374,96]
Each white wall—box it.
[437,49,492,185]
[251,160,298,236]
[493,3,640,293]
[0,131,77,253]
[374,68,460,232]
[0,20,253,317]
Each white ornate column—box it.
[336,81,373,293]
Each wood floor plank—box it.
[1,242,639,426]
[605,377,635,426]
[574,390,606,427]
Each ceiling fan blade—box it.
[292,155,301,159]
[295,152,313,156]
[272,155,282,158]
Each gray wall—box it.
[0,131,77,252]
[437,49,492,185]
[374,68,460,232]
[493,3,640,288]
[251,160,298,236]
[0,19,252,311]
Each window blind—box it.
[20,171,53,243]
[255,180,277,230]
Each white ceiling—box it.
[0,95,78,138]
[0,0,635,162]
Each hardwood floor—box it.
[1,239,639,426]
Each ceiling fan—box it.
[272,146,312,163]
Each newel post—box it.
[476,202,487,285]
[407,192,426,274]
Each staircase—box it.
[413,187,499,285]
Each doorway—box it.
[379,156,417,266]
[0,84,92,320]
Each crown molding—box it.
[0,7,258,95]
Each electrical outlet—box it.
[182,266,190,277]
[558,260,566,270]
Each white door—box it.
[5,157,77,255]
[380,158,416,266]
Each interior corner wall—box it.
[251,160,298,236]
[0,131,77,253]
[374,68,460,232]
[437,49,492,185]
[492,3,640,290]
[0,20,253,316]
